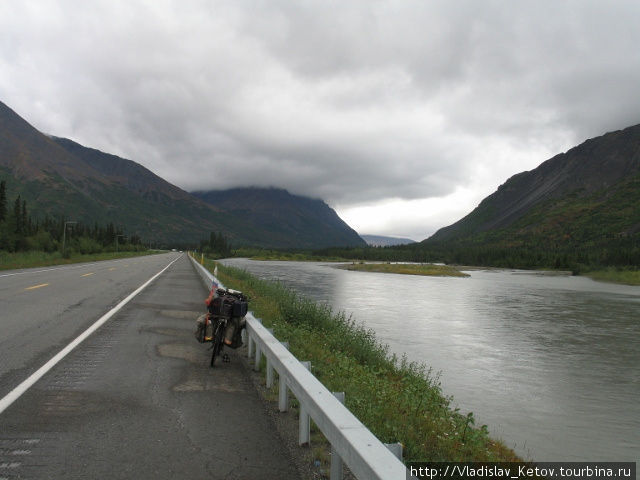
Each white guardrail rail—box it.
[189,255,413,480]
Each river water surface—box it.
[221,259,639,463]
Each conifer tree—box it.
[14,195,22,234]
[22,199,28,235]
[0,180,6,222]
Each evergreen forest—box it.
[0,179,144,256]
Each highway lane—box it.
[0,252,182,401]
[0,253,300,479]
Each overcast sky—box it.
[1,1,639,240]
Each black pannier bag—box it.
[208,296,231,317]
[227,316,246,349]
[207,289,248,318]
[232,299,248,317]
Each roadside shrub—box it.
[25,230,57,252]
[75,236,103,254]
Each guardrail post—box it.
[247,316,261,359]
[266,329,275,388]
[247,334,253,358]
[278,342,290,412]
[330,392,346,480]
[254,342,262,372]
[253,319,264,371]
[384,442,403,460]
[278,374,288,412]
[298,361,312,446]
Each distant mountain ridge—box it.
[0,100,365,248]
[361,234,415,247]
[0,99,232,245]
[427,123,640,245]
[192,188,366,249]
[51,137,198,202]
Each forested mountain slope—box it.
[422,124,640,268]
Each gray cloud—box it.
[1,0,639,238]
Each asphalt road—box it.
[0,252,182,401]
[0,253,300,479]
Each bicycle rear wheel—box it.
[210,320,225,367]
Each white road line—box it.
[0,254,168,278]
[0,263,94,278]
[0,254,183,416]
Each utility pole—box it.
[62,221,77,256]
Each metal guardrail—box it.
[188,255,412,480]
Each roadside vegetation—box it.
[206,258,520,462]
[0,179,155,270]
[339,262,469,277]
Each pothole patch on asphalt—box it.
[172,372,247,393]
[159,309,202,320]
[157,343,203,364]
[144,327,189,337]
[157,343,248,393]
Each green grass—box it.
[584,268,640,285]
[338,262,470,277]
[0,250,162,271]
[205,258,520,463]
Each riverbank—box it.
[206,258,520,463]
[455,264,640,285]
[0,249,161,271]
[227,250,640,286]
[348,261,640,285]
[338,262,469,277]
[583,268,640,285]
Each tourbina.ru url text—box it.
[407,462,636,480]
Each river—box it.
[220,259,639,463]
